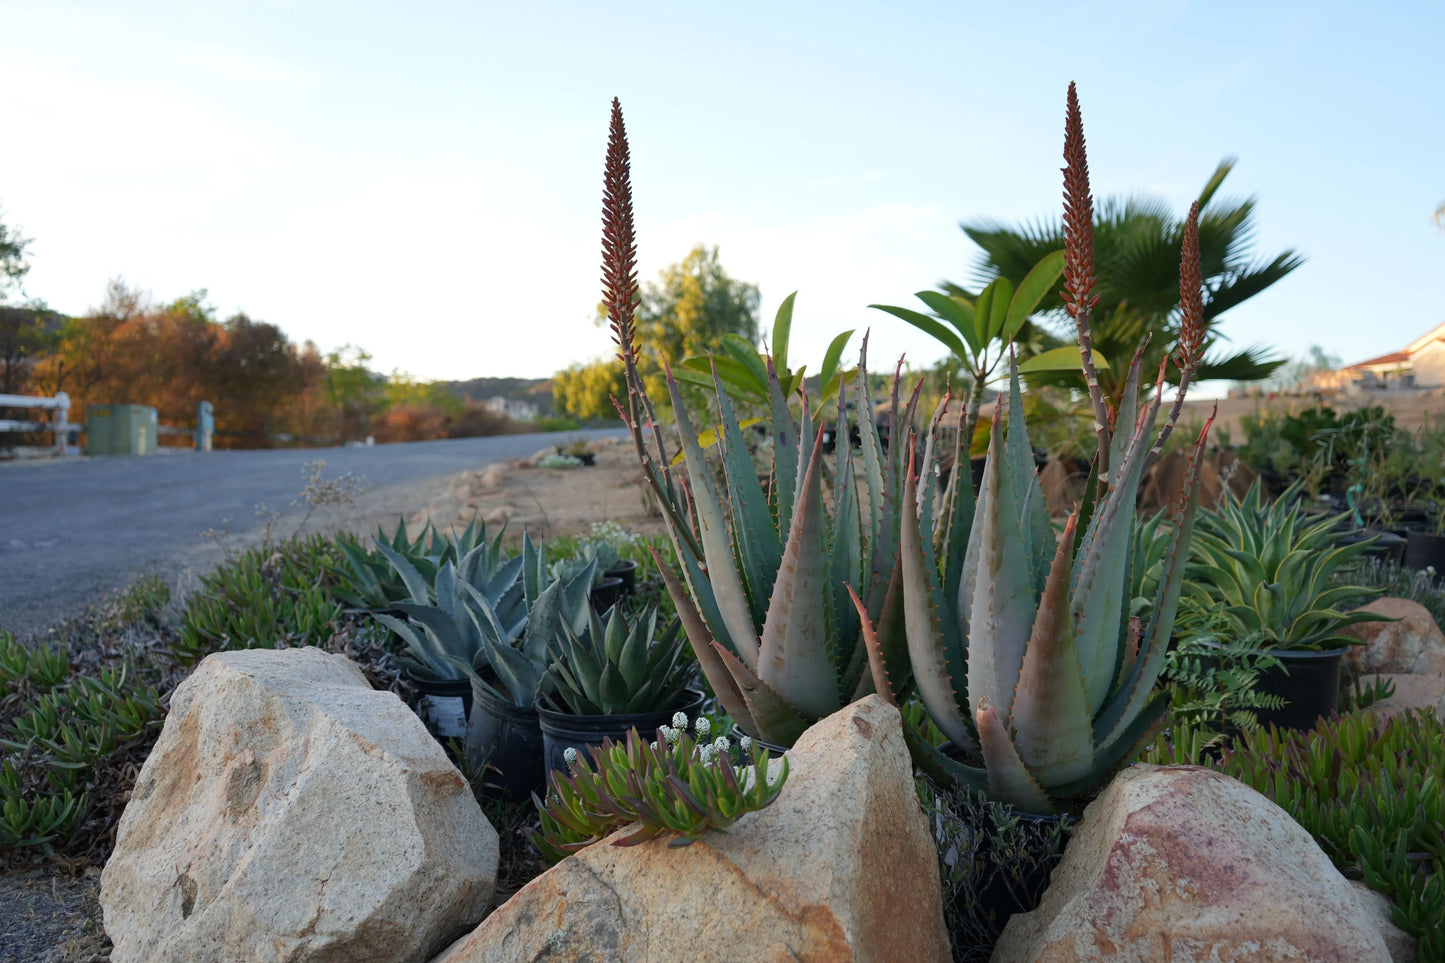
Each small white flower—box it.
[650,741,659,751]
[672,711,688,729]
[563,747,579,767]
[694,716,711,738]
[739,735,753,752]
[661,725,680,744]
[698,743,717,765]
[1428,565,1438,575]
[713,736,730,754]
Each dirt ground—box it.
[404,435,670,542]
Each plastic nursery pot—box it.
[537,689,706,776]
[605,559,639,597]
[1198,639,1345,732]
[1404,529,1445,573]
[464,676,545,804]
[589,576,625,613]
[1334,526,1406,567]
[403,668,472,741]
[577,452,597,466]
[971,808,1078,935]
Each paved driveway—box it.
[0,429,625,639]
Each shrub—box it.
[174,534,343,665]
[1217,711,1443,960]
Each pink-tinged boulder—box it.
[992,765,1403,963]
[101,648,497,963]
[433,695,949,963]
[1343,597,1445,676]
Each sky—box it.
[1,1,1441,386]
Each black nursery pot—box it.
[970,807,1078,934]
[1334,526,1406,567]
[464,678,545,803]
[1199,640,1344,731]
[537,689,706,776]
[590,576,626,613]
[404,669,472,741]
[1404,529,1445,573]
[606,558,639,596]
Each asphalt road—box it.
[0,429,626,640]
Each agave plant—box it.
[872,83,1218,815]
[371,534,552,699]
[334,517,497,611]
[538,600,697,715]
[1184,482,1389,650]
[595,97,913,746]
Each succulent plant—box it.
[371,533,552,698]
[334,517,496,611]
[1183,482,1391,650]
[596,97,915,747]
[538,601,696,715]
[549,540,621,589]
[533,715,788,862]
[873,83,1218,815]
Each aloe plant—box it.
[595,98,913,746]
[872,83,1218,815]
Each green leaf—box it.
[772,292,796,375]
[1016,345,1108,374]
[914,291,981,357]
[1003,249,1065,342]
[819,329,854,388]
[869,304,969,360]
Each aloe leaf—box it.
[903,718,989,795]
[1056,692,1169,802]
[964,404,1036,729]
[654,553,754,730]
[1107,345,1146,485]
[899,460,974,751]
[848,584,895,705]
[855,336,887,568]
[766,356,799,531]
[757,429,840,720]
[712,362,781,621]
[1009,513,1093,787]
[1070,390,1160,715]
[709,641,810,746]
[1004,356,1052,595]
[976,705,1054,814]
[664,364,761,667]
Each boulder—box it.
[1350,881,1419,963]
[434,695,949,963]
[1343,597,1445,676]
[1359,672,1445,722]
[993,765,1402,963]
[101,647,497,963]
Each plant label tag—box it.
[426,695,468,738]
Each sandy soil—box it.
[404,435,670,543]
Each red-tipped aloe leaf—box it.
[653,551,753,731]
[977,704,1054,814]
[1009,512,1093,789]
[899,459,975,751]
[848,583,895,705]
[710,641,810,746]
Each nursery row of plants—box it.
[4,85,1443,961]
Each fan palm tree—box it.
[950,158,1299,404]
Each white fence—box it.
[0,392,73,454]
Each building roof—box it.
[1344,320,1445,370]
[1347,350,1412,370]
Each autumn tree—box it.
[555,244,760,418]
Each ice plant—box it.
[870,83,1217,814]
[599,97,914,746]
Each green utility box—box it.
[85,404,159,456]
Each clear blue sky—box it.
[2,1,1440,384]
